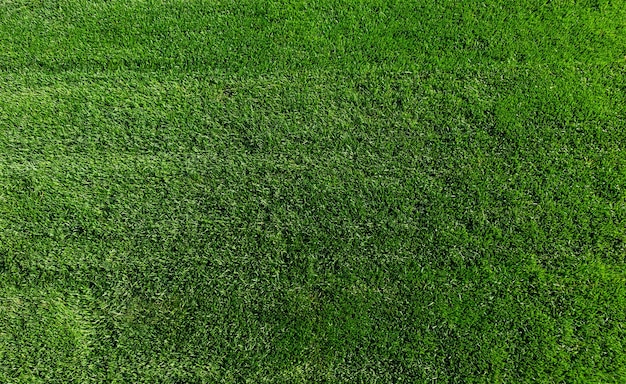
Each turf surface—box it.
[1,0,625,382]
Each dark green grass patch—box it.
[1,0,625,382]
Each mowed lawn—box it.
[1,0,625,382]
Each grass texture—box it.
[1,0,625,382]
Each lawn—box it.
[1,0,625,382]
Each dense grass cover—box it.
[1,0,625,382]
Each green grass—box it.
[1,0,625,382]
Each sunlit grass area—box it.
[1,0,625,382]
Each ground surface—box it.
[1,0,625,382]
